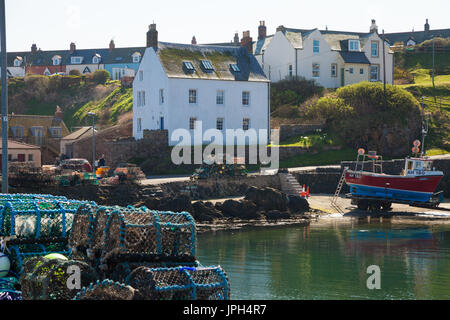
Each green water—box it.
[197,220,450,300]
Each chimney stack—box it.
[258,21,267,40]
[70,42,76,53]
[233,33,239,46]
[425,19,430,32]
[31,43,37,54]
[370,19,378,33]
[191,36,197,45]
[109,40,115,51]
[241,31,253,54]
[276,25,286,34]
[54,106,63,122]
[147,23,158,48]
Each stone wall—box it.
[273,124,325,142]
[160,175,282,200]
[71,123,170,169]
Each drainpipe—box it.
[295,48,298,79]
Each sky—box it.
[4,0,450,52]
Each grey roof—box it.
[62,127,95,141]
[253,35,274,55]
[339,51,371,64]
[6,46,145,67]
[384,29,450,45]
[103,47,146,64]
[156,42,268,82]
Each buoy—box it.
[44,253,68,261]
[0,252,11,277]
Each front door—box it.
[160,117,164,130]
[341,68,345,87]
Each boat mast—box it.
[420,97,429,157]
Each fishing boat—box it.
[344,148,444,210]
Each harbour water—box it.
[197,220,450,300]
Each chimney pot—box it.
[31,43,37,54]
[70,42,76,53]
[240,31,253,54]
[425,19,430,32]
[258,20,267,40]
[191,36,197,45]
[233,33,239,46]
[109,40,115,51]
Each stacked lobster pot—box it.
[0,194,95,275]
[70,204,231,300]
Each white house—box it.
[133,24,270,146]
[253,20,394,88]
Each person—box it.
[98,154,106,167]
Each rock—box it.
[287,195,310,214]
[192,201,223,222]
[245,186,288,211]
[264,210,291,220]
[159,194,193,213]
[221,199,262,220]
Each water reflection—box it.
[197,221,450,300]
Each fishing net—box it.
[20,256,98,300]
[74,279,135,300]
[128,266,230,300]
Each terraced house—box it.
[5,41,145,78]
[133,24,270,146]
[253,20,394,87]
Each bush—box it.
[305,82,422,157]
[271,78,324,112]
[92,70,111,85]
[69,69,81,76]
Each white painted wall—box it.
[256,30,394,88]
[133,48,270,146]
[362,33,394,85]
[258,31,296,82]
[297,30,341,88]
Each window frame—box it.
[159,89,165,105]
[370,65,380,82]
[28,154,34,162]
[313,40,320,54]
[371,41,379,57]
[71,56,83,64]
[242,91,250,106]
[243,118,250,131]
[189,89,197,104]
[216,90,225,105]
[331,64,337,77]
[312,63,320,78]
[189,117,197,130]
[137,118,142,132]
[348,40,360,52]
[216,118,224,131]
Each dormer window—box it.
[348,40,360,51]
[71,56,83,64]
[52,55,61,66]
[132,52,141,63]
[92,54,101,64]
[201,60,214,71]
[183,61,195,71]
[230,64,240,72]
[14,57,23,67]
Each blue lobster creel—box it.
[127,266,230,300]
[0,197,96,239]
[100,208,197,264]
